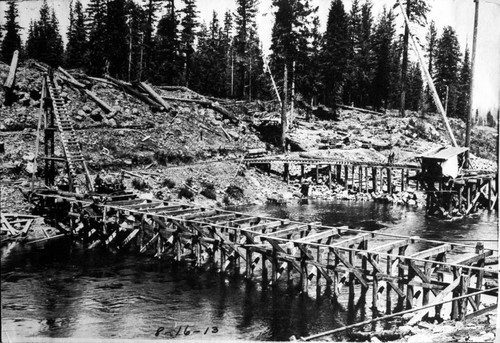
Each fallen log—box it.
[59,73,113,114]
[3,50,19,89]
[138,82,171,111]
[157,85,204,98]
[162,96,238,123]
[105,75,162,110]
[338,104,384,115]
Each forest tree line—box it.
[1,0,473,120]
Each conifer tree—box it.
[457,47,471,121]
[180,0,198,86]
[357,1,374,107]
[153,0,180,84]
[86,0,108,75]
[1,0,22,64]
[105,0,128,78]
[235,0,259,99]
[66,0,87,68]
[321,0,349,108]
[371,7,395,110]
[26,0,64,67]
[397,0,430,117]
[435,25,461,117]
[407,62,423,111]
[141,0,163,80]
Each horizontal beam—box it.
[410,244,452,259]
[295,228,343,243]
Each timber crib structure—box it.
[31,192,498,338]
[244,154,498,216]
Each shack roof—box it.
[420,147,469,161]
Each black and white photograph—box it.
[0,0,499,342]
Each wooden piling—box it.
[359,167,363,193]
[372,168,378,192]
[284,163,290,184]
[328,165,332,189]
[301,165,305,181]
[475,243,484,308]
[364,167,369,193]
[344,165,349,189]
[336,165,342,182]
[401,169,405,192]
[316,165,320,184]
[387,168,392,194]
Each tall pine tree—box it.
[86,0,108,75]
[153,0,180,84]
[1,0,22,64]
[26,0,64,67]
[105,0,129,78]
[371,7,396,111]
[435,26,461,117]
[180,0,198,86]
[66,0,87,68]
[321,0,349,108]
[457,47,471,121]
[398,0,430,117]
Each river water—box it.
[1,200,497,341]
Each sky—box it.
[1,0,499,116]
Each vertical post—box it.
[351,166,355,191]
[336,165,342,182]
[281,63,288,153]
[451,267,459,320]
[261,253,268,283]
[401,169,406,192]
[345,165,349,189]
[423,260,431,306]
[386,249,393,314]
[246,248,253,279]
[398,246,407,299]
[301,164,305,181]
[359,167,363,193]
[475,242,484,308]
[488,178,493,210]
[372,168,377,192]
[316,165,319,184]
[465,0,479,167]
[284,163,290,184]
[406,261,415,309]
[380,168,384,193]
[271,248,277,284]
[328,165,332,189]
[364,167,369,193]
[372,254,379,312]
[460,274,470,320]
[387,168,392,194]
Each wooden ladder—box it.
[46,77,94,192]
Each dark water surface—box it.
[1,201,497,341]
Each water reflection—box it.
[1,201,497,340]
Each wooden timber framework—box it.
[245,156,421,194]
[30,192,498,338]
[244,156,498,216]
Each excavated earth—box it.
[0,60,498,342]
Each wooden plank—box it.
[122,228,140,246]
[369,239,411,252]
[330,233,371,247]
[179,210,218,220]
[140,233,160,253]
[144,205,190,213]
[406,276,461,326]
[364,253,406,297]
[261,223,317,238]
[410,244,452,259]
[464,304,497,320]
[294,228,341,243]
[452,251,493,266]
[3,50,19,89]
[330,247,368,288]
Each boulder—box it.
[83,105,92,113]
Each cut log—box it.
[105,75,162,110]
[3,50,19,89]
[138,82,171,111]
[56,67,113,114]
[162,96,238,123]
[339,104,384,115]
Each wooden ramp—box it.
[31,192,498,336]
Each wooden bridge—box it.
[31,191,498,339]
[245,154,498,216]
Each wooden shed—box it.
[419,146,468,179]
